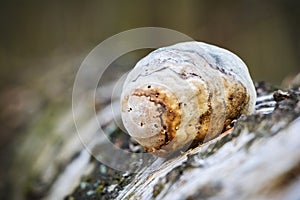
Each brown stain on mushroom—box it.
[187,75,250,148]
[222,76,250,127]
[131,88,182,154]
[188,79,212,145]
[193,100,213,146]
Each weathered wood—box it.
[66,84,300,200]
[10,79,300,200]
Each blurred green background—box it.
[0,0,299,199]
[1,0,299,90]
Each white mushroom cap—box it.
[121,41,256,157]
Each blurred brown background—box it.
[0,0,299,199]
[1,1,299,89]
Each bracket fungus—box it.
[121,42,256,157]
